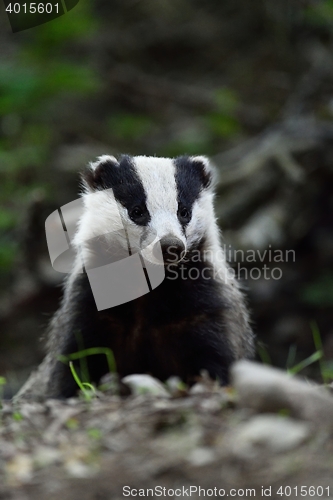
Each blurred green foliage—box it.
[161,124,212,157]
[155,88,242,157]
[107,113,155,141]
[300,273,333,307]
[2,0,333,286]
[0,240,18,271]
[206,88,241,139]
[105,86,241,157]
[0,210,17,230]
[207,88,242,150]
[0,0,99,276]
[0,0,247,279]
[0,376,6,408]
[305,0,333,27]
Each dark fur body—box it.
[50,247,234,398]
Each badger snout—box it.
[153,235,185,264]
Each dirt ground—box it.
[1,364,333,500]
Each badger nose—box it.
[153,236,185,263]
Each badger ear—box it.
[190,155,215,189]
[82,155,119,192]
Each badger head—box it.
[75,154,216,267]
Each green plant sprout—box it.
[258,322,333,385]
[59,346,116,374]
[311,320,329,384]
[59,346,116,399]
[12,411,23,421]
[287,350,322,377]
[287,321,333,384]
[69,361,97,401]
[0,376,6,409]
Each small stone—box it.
[122,374,170,397]
[231,361,333,428]
[65,460,97,478]
[5,453,33,485]
[33,446,62,468]
[187,447,216,466]
[189,383,207,395]
[229,414,310,458]
[165,376,188,396]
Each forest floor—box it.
[1,362,333,500]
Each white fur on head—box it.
[73,188,128,265]
[89,155,118,171]
[190,155,210,169]
[190,155,216,188]
[133,156,185,246]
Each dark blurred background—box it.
[1,0,333,395]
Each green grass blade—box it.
[59,347,116,375]
[286,344,297,369]
[69,361,86,393]
[310,321,328,384]
[256,342,272,365]
[288,350,322,376]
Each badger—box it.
[17,154,254,400]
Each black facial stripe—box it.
[174,156,204,227]
[115,156,151,226]
[85,155,150,226]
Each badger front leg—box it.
[16,272,106,400]
[46,272,113,398]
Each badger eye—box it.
[131,207,143,218]
[179,206,191,222]
[128,205,150,226]
[130,206,144,220]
